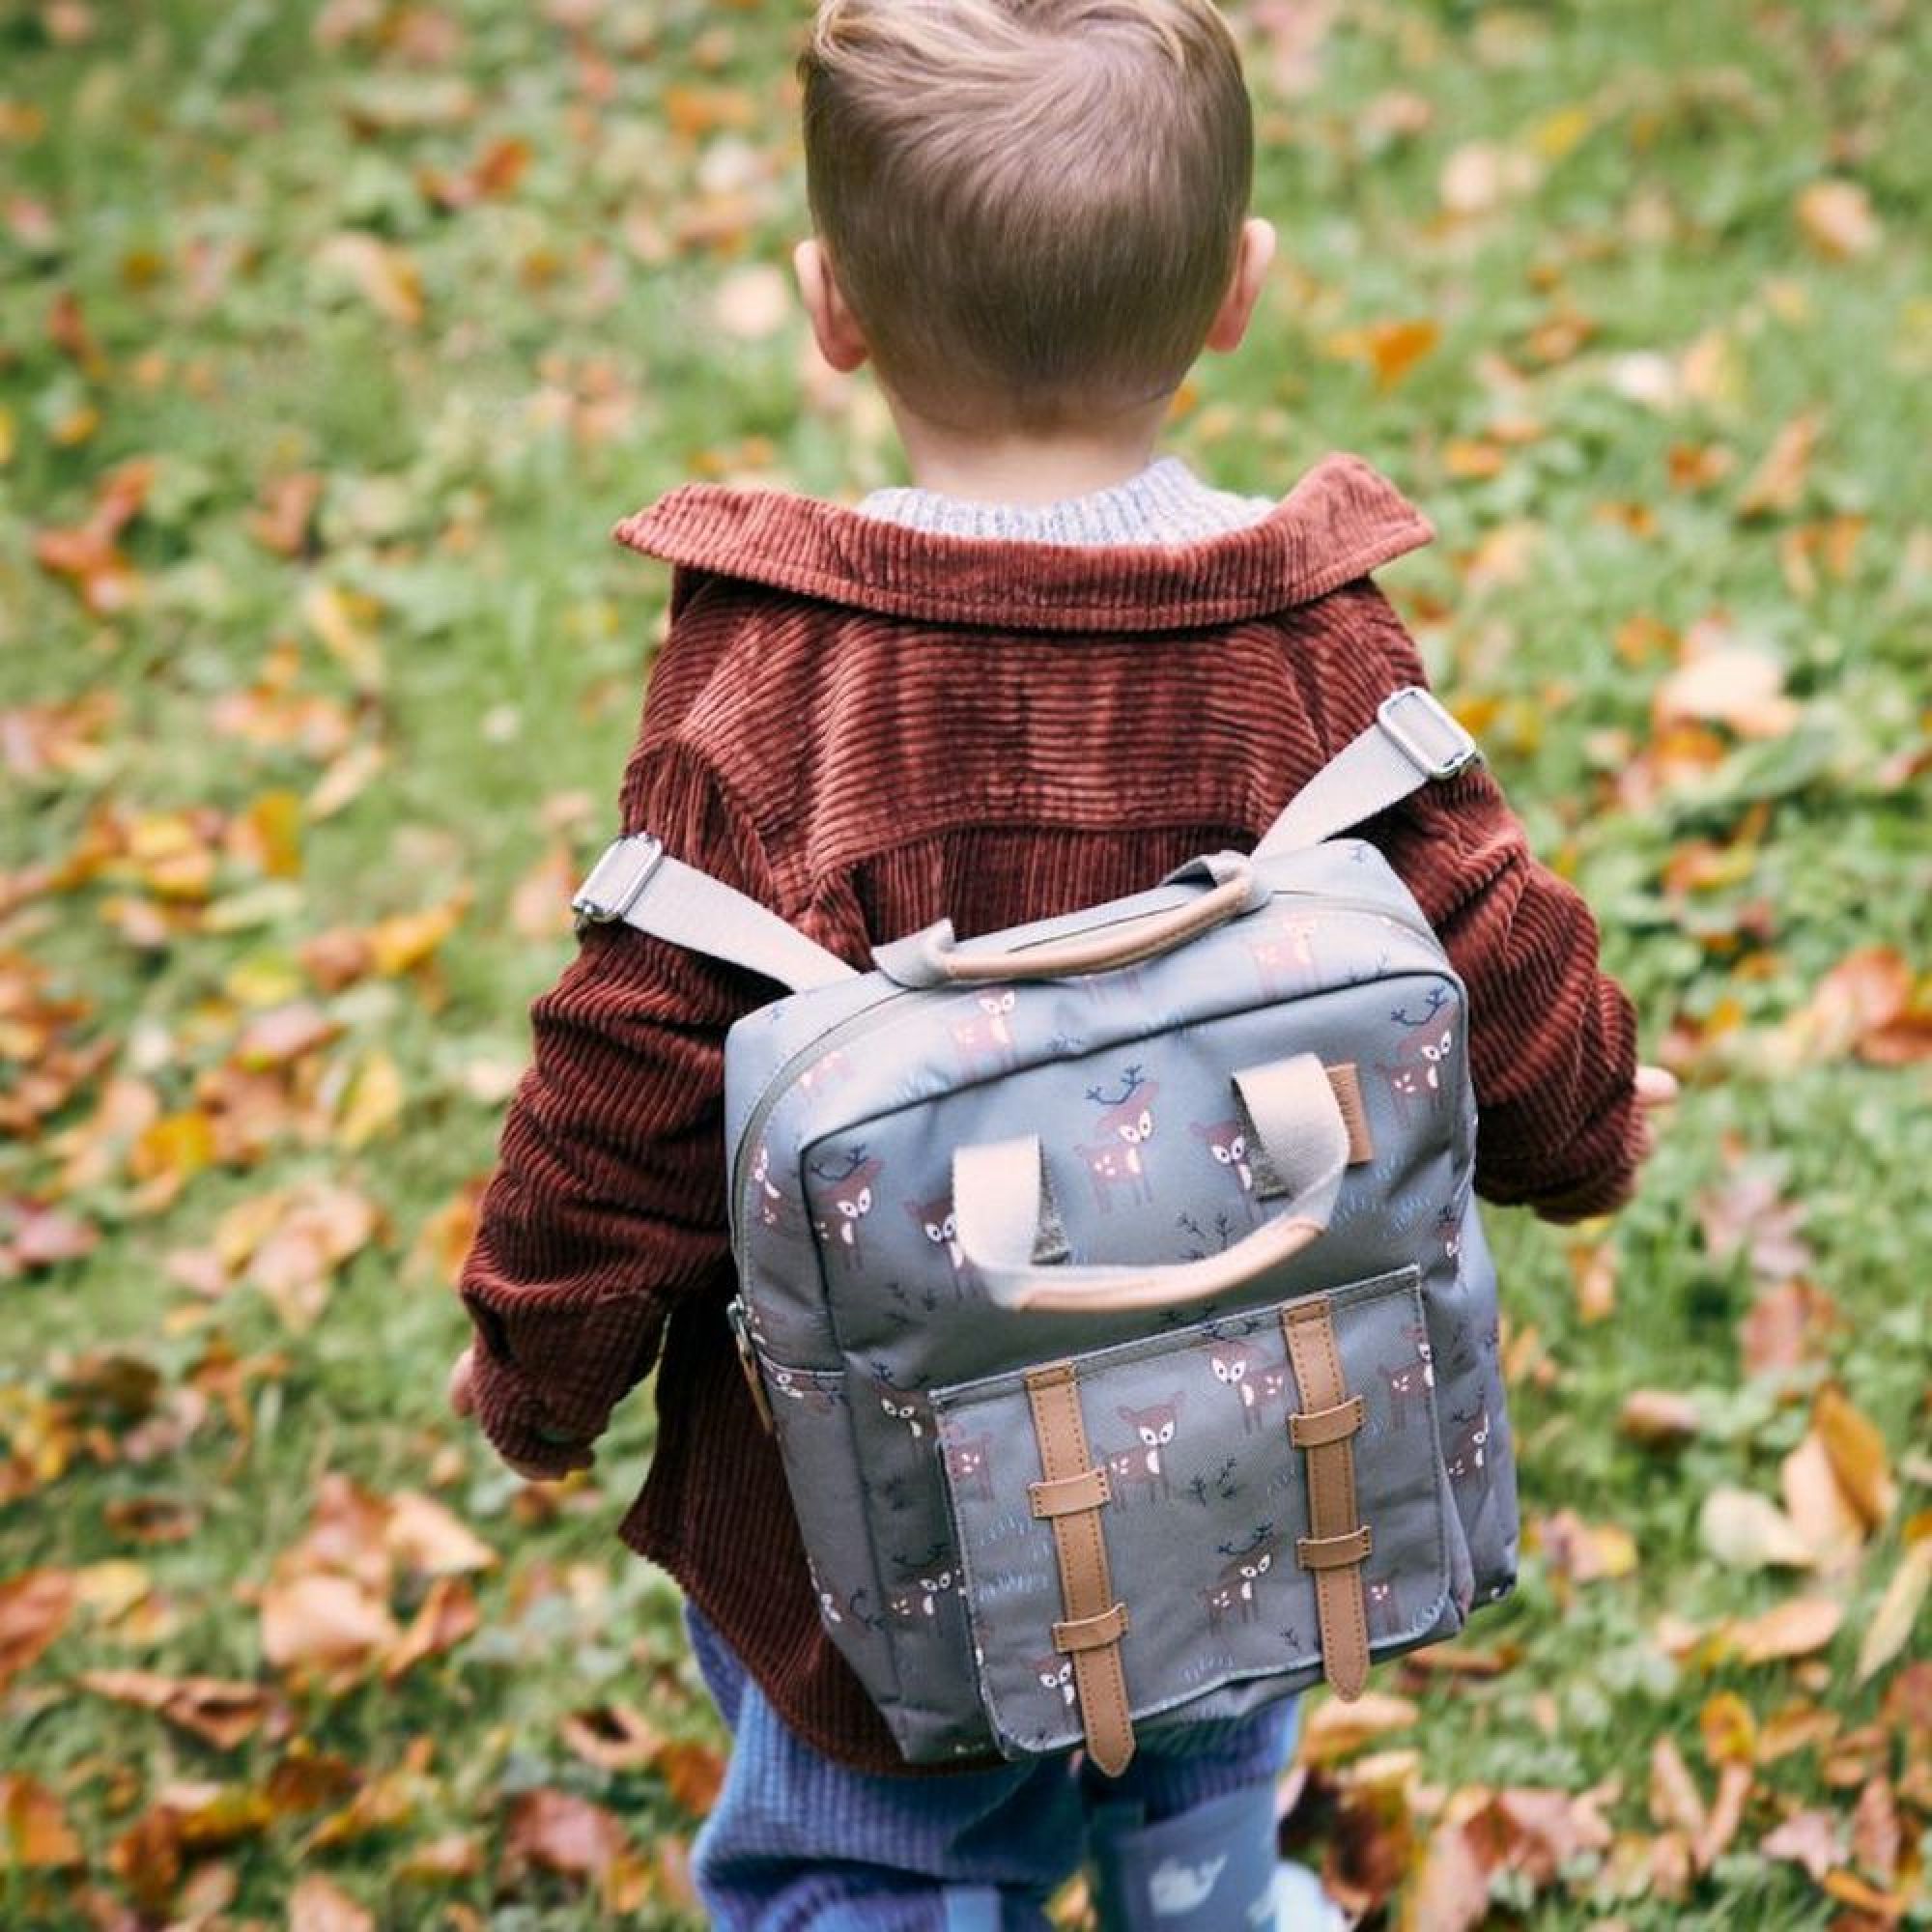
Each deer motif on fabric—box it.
[1075,1065,1158,1211]
[812,1148,881,1267]
[1100,1393,1182,1504]
[1378,1323,1435,1432]
[1206,1331,1289,1435]
[1201,1526,1280,1629]
[1189,1118,1258,1215]
[1378,986,1457,1123]
[950,989,1019,1077]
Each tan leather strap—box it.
[1289,1395,1365,1448]
[1029,1466,1111,1519]
[1024,1362,1135,1776]
[1283,1297,1372,1700]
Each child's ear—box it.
[793,239,870,374]
[1203,217,1277,355]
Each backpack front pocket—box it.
[929,1264,1464,1763]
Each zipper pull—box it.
[727,1296,777,1434]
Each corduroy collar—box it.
[613,452,1433,633]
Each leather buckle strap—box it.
[1029,1465,1111,1519]
[1289,1395,1364,1448]
[1282,1296,1373,1699]
[1024,1362,1135,1776]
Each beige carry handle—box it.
[873,853,1265,989]
[953,1054,1351,1314]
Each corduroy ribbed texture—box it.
[459,453,1641,1776]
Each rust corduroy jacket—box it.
[458,453,1640,1775]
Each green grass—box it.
[2,1,1927,1925]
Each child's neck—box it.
[888,397,1169,507]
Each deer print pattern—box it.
[1245,912,1321,996]
[1206,1333,1290,1435]
[906,1194,966,1280]
[1377,1324,1435,1433]
[1189,1118,1259,1217]
[1097,1394,1183,1505]
[949,990,1019,1078]
[812,1148,882,1269]
[1377,985,1458,1124]
[1073,1065,1158,1211]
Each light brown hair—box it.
[800,0,1253,432]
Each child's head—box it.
[796,0,1271,438]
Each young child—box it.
[448,1,1675,1924]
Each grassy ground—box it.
[2,1,1927,1926]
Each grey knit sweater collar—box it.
[854,455,1275,547]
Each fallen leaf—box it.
[1740,1278,1842,1377]
[0,1569,74,1688]
[1856,1539,1932,1685]
[502,1787,630,1884]
[560,1704,666,1773]
[396,1832,484,1883]
[654,1739,726,1816]
[1649,1736,1707,1837]
[1850,1775,1900,1885]
[1781,1431,1869,1572]
[1760,1806,1840,1883]
[334,1048,405,1151]
[1534,1509,1637,1585]
[1736,411,1822,519]
[260,1574,399,1681]
[1700,1488,1815,1570]
[384,1491,497,1577]
[0,1773,83,1868]
[77,1668,270,1749]
[1813,1385,1897,1530]
[315,232,424,326]
[1619,1389,1700,1448]
[1796,180,1882,260]
[1297,1691,1419,1764]
[384,1577,480,1683]
[290,1871,375,1932]
[1567,1237,1616,1323]
[1654,643,1801,740]
[1726,1596,1843,1665]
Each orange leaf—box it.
[0,1568,74,1689]
[0,1774,83,1869]
[77,1668,269,1749]
[290,1872,375,1932]
[1726,1596,1843,1665]
[1813,1385,1897,1530]
[1796,180,1882,261]
[1297,1691,1418,1765]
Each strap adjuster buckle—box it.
[1377,688,1480,782]
[572,834,665,928]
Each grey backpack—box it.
[574,689,1516,1772]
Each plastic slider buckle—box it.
[572,834,665,929]
[1377,687,1480,782]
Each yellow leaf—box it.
[335,1050,404,1151]
[300,582,384,690]
[1781,1431,1867,1572]
[1855,1541,1932,1685]
[1323,318,1441,391]
[0,405,14,466]
[367,894,469,976]
[1529,104,1593,160]
[1736,411,1822,520]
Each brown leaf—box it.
[1297,1691,1419,1765]
[1773,949,1917,1069]
[109,1805,184,1918]
[1726,1596,1843,1665]
[559,1704,667,1773]
[233,1003,339,1071]
[1813,1385,1897,1530]
[1649,1736,1708,1838]
[1796,180,1882,260]
[1850,1776,1900,1886]
[77,1668,269,1749]
[384,1492,497,1577]
[1761,1807,1840,1883]
[1619,1389,1700,1448]
[396,1832,484,1883]
[0,1774,83,1868]
[1566,1237,1616,1323]
[509,842,578,941]
[1699,1164,1814,1286]
[1698,1691,1757,1767]
[1406,1793,1494,1932]
[1740,1278,1842,1377]
[383,1576,480,1683]
[0,1568,74,1689]
[290,1871,375,1932]
[655,1739,726,1817]
[502,1788,630,1884]
[1692,1761,1752,1872]
[1533,1509,1637,1586]
[260,1574,399,1681]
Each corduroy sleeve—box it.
[457,739,775,1472]
[1309,586,1643,1218]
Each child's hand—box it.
[446,1343,594,1483]
[1629,1062,1679,1172]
